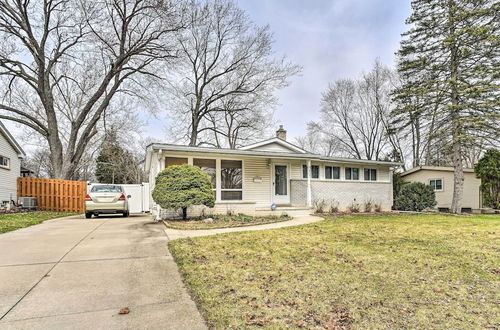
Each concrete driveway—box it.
[0,214,206,330]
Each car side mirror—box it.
[127,195,131,199]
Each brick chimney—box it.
[276,125,287,141]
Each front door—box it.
[273,164,290,204]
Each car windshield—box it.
[91,185,123,193]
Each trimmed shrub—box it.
[329,199,339,213]
[394,182,436,211]
[313,199,327,214]
[347,201,360,213]
[152,164,215,219]
[363,199,373,212]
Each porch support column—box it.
[215,159,221,202]
[306,159,312,207]
[154,149,163,221]
[158,149,164,172]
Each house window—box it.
[364,168,377,181]
[165,157,187,167]
[345,167,359,180]
[193,158,216,189]
[221,160,242,200]
[0,156,9,169]
[302,164,319,179]
[311,165,319,179]
[429,179,443,191]
[325,166,340,179]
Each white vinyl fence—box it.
[87,182,150,214]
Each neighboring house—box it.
[145,126,400,218]
[400,166,482,212]
[20,166,35,178]
[0,121,25,204]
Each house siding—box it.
[402,170,481,210]
[291,180,392,211]
[0,130,21,202]
[243,157,271,205]
[251,143,296,153]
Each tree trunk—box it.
[182,207,187,220]
[450,137,464,213]
[448,0,463,214]
[189,116,199,146]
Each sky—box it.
[4,0,412,148]
[231,0,412,141]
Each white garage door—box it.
[87,183,150,214]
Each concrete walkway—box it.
[164,215,323,240]
[0,214,206,330]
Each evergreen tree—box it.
[393,0,500,213]
[475,149,500,209]
[95,131,143,184]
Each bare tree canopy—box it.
[167,0,300,148]
[0,0,184,179]
[312,60,395,161]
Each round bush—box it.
[394,182,437,211]
[152,164,215,219]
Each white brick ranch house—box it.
[145,127,400,218]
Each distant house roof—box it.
[0,121,25,158]
[21,166,34,173]
[401,166,475,177]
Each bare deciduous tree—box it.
[316,60,393,161]
[295,122,340,156]
[167,0,300,147]
[0,0,183,179]
[204,95,275,148]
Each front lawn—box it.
[169,214,500,329]
[0,211,76,234]
[164,214,291,230]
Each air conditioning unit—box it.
[1,200,10,210]
[19,197,38,210]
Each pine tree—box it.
[393,0,500,213]
[95,131,143,184]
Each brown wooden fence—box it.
[17,177,87,213]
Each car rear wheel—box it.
[85,212,92,219]
[123,211,129,217]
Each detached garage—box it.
[400,166,482,212]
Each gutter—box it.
[146,143,403,167]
